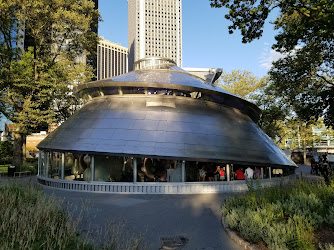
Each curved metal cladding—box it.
[38,64,295,167]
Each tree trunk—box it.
[303,138,307,165]
[13,132,23,167]
[23,134,26,163]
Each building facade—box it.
[128,0,182,71]
[97,38,128,80]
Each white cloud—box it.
[259,44,286,69]
[259,44,302,70]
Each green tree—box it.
[277,118,322,162]
[217,69,266,100]
[0,140,13,164]
[209,0,334,127]
[255,86,290,140]
[0,0,100,166]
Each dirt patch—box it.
[255,241,269,250]
[314,226,334,249]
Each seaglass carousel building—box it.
[37,58,296,194]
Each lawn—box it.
[0,164,11,174]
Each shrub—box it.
[238,209,264,243]
[0,141,13,164]
[328,205,334,229]
[222,179,334,249]
[20,161,38,175]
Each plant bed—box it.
[222,179,334,250]
[314,227,334,250]
[0,183,147,249]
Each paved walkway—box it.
[0,175,242,249]
[42,186,242,249]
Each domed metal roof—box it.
[38,58,295,167]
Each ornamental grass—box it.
[0,183,146,250]
[222,179,334,250]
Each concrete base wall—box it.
[37,175,297,194]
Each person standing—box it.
[199,166,207,182]
[245,166,254,179]
[214,165,220,181]
[219,166,226,181]
[235,168,245,180]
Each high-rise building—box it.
[97,38,128,80]
[128,0,182,71]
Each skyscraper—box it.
[97,38,128,80]
[128,0,182,71]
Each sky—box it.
[98,0,283,77]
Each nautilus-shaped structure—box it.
[37,58,295,193]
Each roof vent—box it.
[134,57,176,70]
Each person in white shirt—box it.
[245,166,254,179]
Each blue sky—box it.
[98,0,282,77]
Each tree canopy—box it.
[210,0,334,127]
[216,69,266,100]
[0,0,100,165]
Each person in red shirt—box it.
[235,168,245,180]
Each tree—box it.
[216,69,266,100]
[255,85,290,140]
[217,70,289,139]
[209,0,334,127]
[277,118,323,163]
[0,0,100,166]
[0,140,13,164]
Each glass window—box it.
[122,87,145,94]
[64,153,88,181]
[51,152,61,179]
[136,158,173,182]
[102,87,119,96]
[175,90,191,97]
[147,88,173,95]
[93,155,132,182]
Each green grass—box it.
[0,161,38,175]
[0,182,147,249]
[0,164,11,174]
[222,179,334,250]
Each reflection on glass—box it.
[211,95,225,104]
[64,153,74,180]
[84,87,100,98]
[39,151,46,177]
[147,88,173,95]
[175,90,191,97]
[51,152,61,179]
[185,161,198,182]
[137,158,176,182]
[102,87,119,95]
[122,87,145,94]
[93,156,132,182]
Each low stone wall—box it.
[37,175,297,194]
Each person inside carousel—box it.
[214,165,220,181]
[199,166,207,182]
[219,165,226,181]
[235,167,245,180]
[245,166,254,179]
[253,167,261,179]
